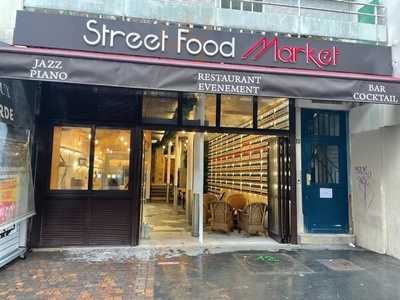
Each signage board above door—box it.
[1,50,399,105]
[13,11,393,76]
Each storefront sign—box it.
[197,72,261,95]
[29,58,68,81]
[13,11,393,76]
[242,37,339,69]
[0,178,17,226]
[353,83,399,104]
[1,51,400,105]
[0,80,15,125]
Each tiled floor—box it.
[141,202,277,248]
[142,202,192,241]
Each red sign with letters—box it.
[241,37,340,69]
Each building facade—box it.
[0,0,400,261]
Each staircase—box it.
[150,184,174,203]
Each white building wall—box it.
[385,0,400,75]
[23,0,384,43]
[350,104,400,259]
[347,0,400,260]
[0,0,22,43]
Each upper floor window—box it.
[221,0,263,13]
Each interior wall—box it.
[207,134,270,204]
[152,147,165,184]
[350,103,400,259]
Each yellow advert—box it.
[0,177,17,224]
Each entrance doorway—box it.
[140,130,193,243]
[139,129,291,246]
[33,83,295,247]
[203,133,289,244]
[301,109,349,233]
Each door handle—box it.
[306,173,311,186]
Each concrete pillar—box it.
[166,141,172,203]
[186,133,194,224]
[173,135,181,210]
[193,132,204,244]
[145,135,152,202]
[193,94,206,244]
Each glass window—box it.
[142,91,178,124]
[93,129,131,190]
[243,0,262,12]
[221,0,231,8]
[222,0,240,9]
[183,93,216,127]
[231,0,241,10]
[50,127,91,190]
[307,112,340,137]
[222,0,262,11]
[258,97,289,129]
[253,0,263,12]
[311,144,339,184]
[221,95,253,128]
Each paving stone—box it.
[1,250,400,299]
[317,258,364,271]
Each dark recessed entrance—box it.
[31,82,296,247]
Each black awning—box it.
[0,46,399,105]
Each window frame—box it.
[48,123,134,194]
[221,0,264,13]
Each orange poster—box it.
[0,178,17,225]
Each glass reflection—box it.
[93,129,131,190]
[50,127,91,190]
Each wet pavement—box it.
[1,248,400,299]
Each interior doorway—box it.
[140,130,193,243]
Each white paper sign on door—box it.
[320,188,333,199]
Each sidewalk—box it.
[1,247,400,299]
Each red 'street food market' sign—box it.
[241,37,340,69]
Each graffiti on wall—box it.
[354,165,373,209]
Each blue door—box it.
[301,109,349,233]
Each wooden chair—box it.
[238,203,268,235]
[203,193,218,225]
[225,193,247,211]
[209,201,234,233]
